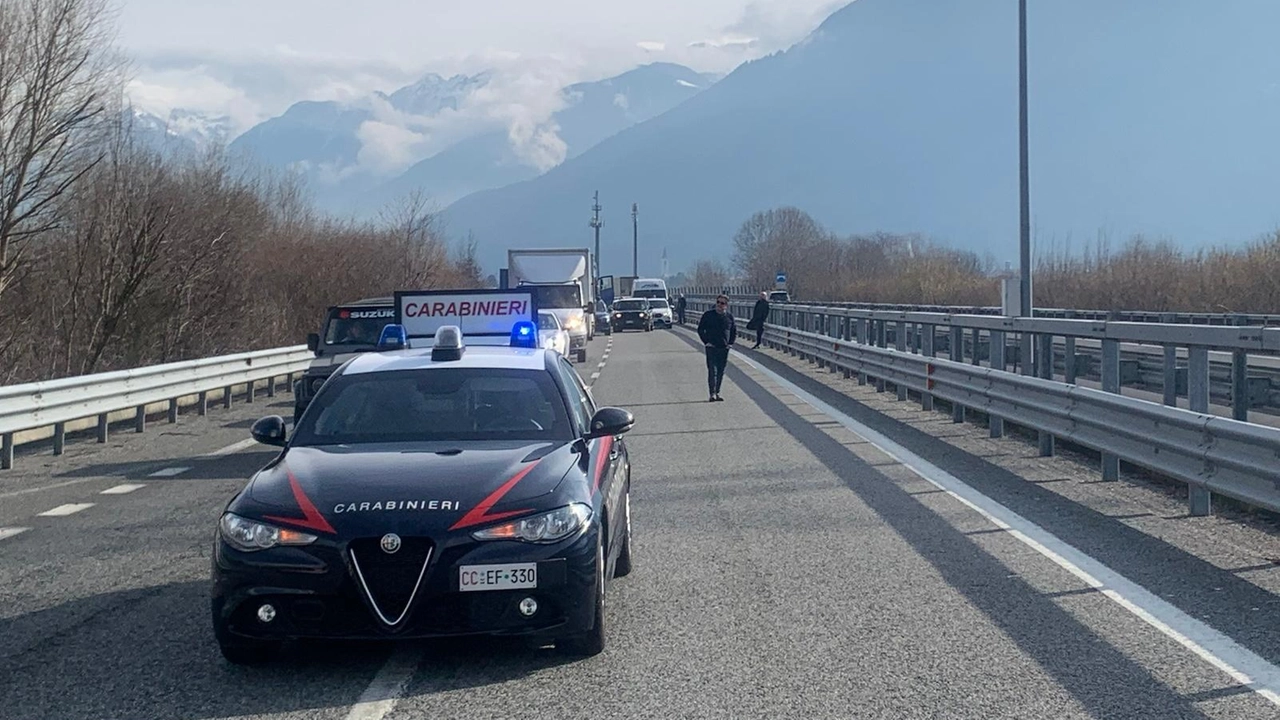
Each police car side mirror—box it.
[251,416,288,446]
[585,407,634,440]
[306,333,320,353]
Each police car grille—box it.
[348,537,434,625]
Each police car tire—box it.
[613,488,633,578]
[558,539,606,657]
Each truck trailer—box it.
[506,248,595,362]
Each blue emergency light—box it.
[377,324,407,351]
[510,320,538,348]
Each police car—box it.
[211,289,635,664]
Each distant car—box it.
[611,298,652,332]
[593,299,612,336]
[538,310,570,357]
[768,291,790,303]
[647,298,673,328]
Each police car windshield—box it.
[613,300,646,311]
[292,368,576,445]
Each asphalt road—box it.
[2,326,1279,719]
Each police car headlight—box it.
[471,503,592,544]
[219,513,317,552]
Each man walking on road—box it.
[698,294,736,402]
[747,291,770,349]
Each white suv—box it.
[648,298,674,328]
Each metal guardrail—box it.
[754,323,1280,517]
[673,288,1280,327]
[687,299,1280,418]
[0,346,314,469]
[685,297,1280,516]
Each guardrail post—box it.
[53,422,65,455]
[1162,345,1178,407]
[286,373,294,393]
[1064,335,1075,381]
[246,379,256,403]
[168,398,179,424]
[223,386,232,409]
[97,414,108,443]
[1037,334,1055,457]
[267,375,277,398]
[921,326,936,411]
[970,328,981,366]
[895,321,908,401]
[1,433,12,469]
[1231,350,1249,421]
[989,331,1006,438]
[1188,346,1213,516]
[135,405,146,433]
[1101,339,1121,481]
[198,391,208,416]
[950,327,965,422]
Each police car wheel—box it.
[613,487,633,578]
[557,538,606,657]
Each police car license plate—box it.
[459,563,537,592]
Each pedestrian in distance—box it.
[697,294,736,402]
[676,294,687,325]
[747,291,770,349]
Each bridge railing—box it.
[0,346,314,469]
[684,298,1280,517]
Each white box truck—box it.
[507,248,594,362]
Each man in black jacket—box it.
[676,294,687,324]
[697,294,736,401]
[747,291,770,349]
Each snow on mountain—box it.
[387,72,492,116]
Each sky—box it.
[113,0,847,133]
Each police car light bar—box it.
[432,325,465,361]
[510,321,538,349]
[377,324,408,351]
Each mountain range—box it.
[438,0,1280,276]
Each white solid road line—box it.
[0,478,105,500]
[147,466,191,477]
[202,437,259,458]
[738,352,1280,707]
[0,527,30,541]
[37,503,95,517]
[343,646,423,720]
[100,484,146,495]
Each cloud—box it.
[636,41,667,52]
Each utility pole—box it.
[631,202,638,276]
[589,191,603,282]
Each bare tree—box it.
[0,0,121,300]
[690,258,730,287]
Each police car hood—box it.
[243,440,580,536]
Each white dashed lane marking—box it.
[100,484,146,495]
[202,437,259,458]
[591,372,601,380]
[343,646,423,720]
[38,503,95,517]
[0,527,30,541]
[147,466,191,477]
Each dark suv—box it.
[611,298,653,332]
[293,298,395,423]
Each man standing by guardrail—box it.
[698,294,736,402]
[747,292,769,349]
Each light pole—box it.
[589,191,602,282]
[1018,0,1032,322]
[631,202,638,276]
